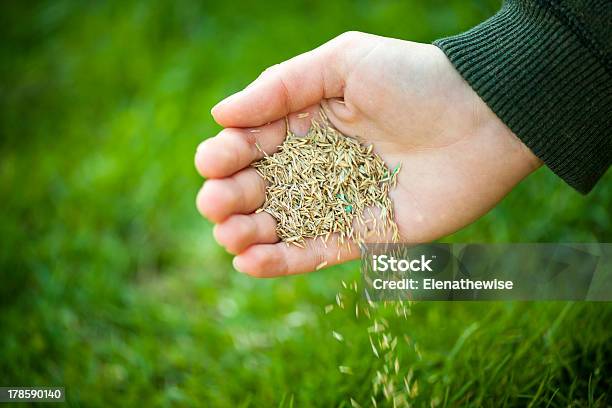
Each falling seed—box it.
[336,293,345,308]
[370,336,380,358]
[324,304,334,314]
[410,380,419,398]
[339,366,353,375]
[332,331,344,342]
[316,261,328,270]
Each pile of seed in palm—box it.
[252,113,400,250]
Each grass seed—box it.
[252,112,400,247]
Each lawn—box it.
[0,0,610,406]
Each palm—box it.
[327,38,538,243]
[195,32,540,277]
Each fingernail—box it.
[233,257,244,273]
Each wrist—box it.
[434,45,543,183]
[475,96,544,183]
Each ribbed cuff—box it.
[435,0,612,194]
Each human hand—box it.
[195,31,542,277]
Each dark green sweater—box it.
[435,0,611,194]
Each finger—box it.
[232,235,359,278]
[196,168,265,223]
[195,122,285,179]
[195,105,322,179]
[213,212,278,255]
[210,34,364,128]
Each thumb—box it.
[211,32,368,128]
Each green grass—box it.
[0,0,610,406]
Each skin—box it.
[195,31,542,277]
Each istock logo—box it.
[372,254,434,272]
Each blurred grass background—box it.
[0,0,610,406]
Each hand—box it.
[195,31,542,277]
